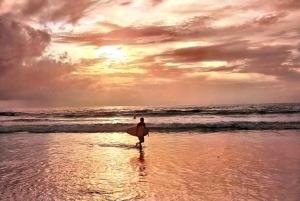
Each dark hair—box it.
[140,117,144,121]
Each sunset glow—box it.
[1,0,300,107]
[94,46,129,64]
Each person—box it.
[136,117,146,148]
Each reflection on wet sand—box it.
[71,134,149,200]
[130,149,147,178]
[1,132,300,200]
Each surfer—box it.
[136,117,146,148]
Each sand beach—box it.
[1,130,299,200]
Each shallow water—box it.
[1,131,300,200]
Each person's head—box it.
[140,117,144,122]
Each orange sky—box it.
[0,0,300,107]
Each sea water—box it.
[0,103,300,200]
[1,103,300,133]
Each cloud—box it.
[12,0,167,24]
[0,13,79,104]
[0,15,51,73]
[1,0,104,24]
[21,0,48,16]
[297,43,300,52]
[253,12,287,26]
[0,50,112,107]
[48,0,99,24]
[97,21,123,31]
[153,41,257,63]
[55,25,177,46]
[276,0,300,10]
[55,10,289,48]
[1,0,300,107]
[113,0,166,7]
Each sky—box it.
[1,0,300,108]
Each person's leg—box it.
[136,137,141,147]
[137,136,144,147]
[139,136,144,144]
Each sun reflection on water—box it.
[44,133,148,200]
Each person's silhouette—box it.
[136,117,146,149]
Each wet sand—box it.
[1,131,300,200]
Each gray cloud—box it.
[276,0,300,10]
[0,15,51,73]
[21,0,48,16]
[0,13,78,103]
[154,41,274,63]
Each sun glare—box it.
[95,46,128,63]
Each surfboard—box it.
[127,126,149,137]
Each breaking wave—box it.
[1,103,299,134]
[1,121,300,134]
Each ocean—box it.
[1,103,300,133]
[0,103,300,200]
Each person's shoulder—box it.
[137,122,146,127]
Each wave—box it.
[1,103,300,118]
[0,112,16,116]
[1,122,300,134]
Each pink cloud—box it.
[1,0,300,106]
[0,15,51,72]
